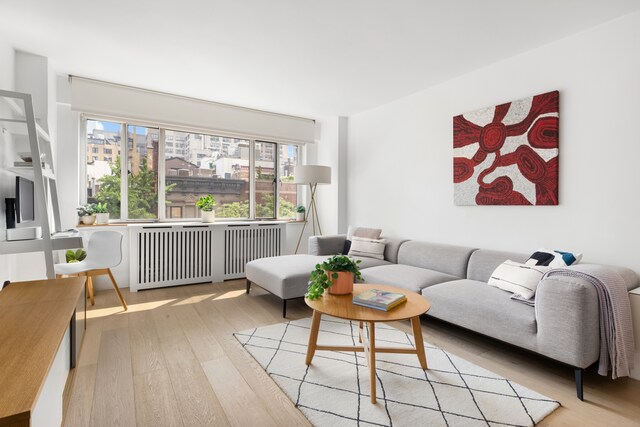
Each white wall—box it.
[348,10,640,273]
[0,39,15,280]
[348,10,640,379]
[313,116,348,236]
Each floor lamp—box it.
[293,165,331,254]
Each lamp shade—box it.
[293,165,331,185]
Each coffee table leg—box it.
[411,316,428,370]
[358,321,363,343]
[305,310,322,365]
[368,321,377,404]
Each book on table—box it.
[352,289,407,311]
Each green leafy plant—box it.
[306,255,362,300]
[93,202,108,214]
[196,195,216,212]
[77,204,95,217]
[295,205,306,213]
[66,249,87,263]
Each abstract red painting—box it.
[453,90,559,205]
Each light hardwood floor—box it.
[63,280,640,426]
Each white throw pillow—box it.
[348,236,386,260]
[488,260,550,300]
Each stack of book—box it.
[352,289,407,311]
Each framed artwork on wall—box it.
[453,90,559,205]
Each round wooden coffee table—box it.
[304,283,431,404]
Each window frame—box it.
[81,115,302,221]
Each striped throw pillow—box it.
[488,260,550,300]
[348,236,386,260]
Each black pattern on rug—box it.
[234,317,559,427]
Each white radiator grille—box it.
[136,226,212,289]
[224,224,283,279]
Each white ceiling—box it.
[1,0,639,118]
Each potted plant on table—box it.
[196,195,216,223]
[295,205,306,221]
[94,202,109,224]
[66,249,87,263]
[77,204,96,225]
[306,255,363,299]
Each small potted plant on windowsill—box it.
[196,195,216,223]
[306,255,363,299]
[94,202,109,224]
[77,204,96,225]
[295,205,306,221]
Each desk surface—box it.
[0,277,85,426]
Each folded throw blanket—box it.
[542,265,635,378]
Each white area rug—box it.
[234,317,560,427]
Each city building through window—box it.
[84,119,301,220]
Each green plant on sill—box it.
[66,249,87,263]
[93,202,108,214]
[306,255,362,300]
[196,195,216,212]
[77,204,95,217]
[295,205,305,213]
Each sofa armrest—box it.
[308,235,346,256]
[535,275,600,368]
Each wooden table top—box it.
[305,283,430,322]
[0,277,85,426]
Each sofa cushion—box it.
[422,279,537,351]
[362,264,459,293]
[246,254,325,299]
[466,249,529,282]
[397,241,476,278]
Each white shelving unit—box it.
[0,89,78,278]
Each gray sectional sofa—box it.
[245,234,639,399]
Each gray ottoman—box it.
[245,254,324,317]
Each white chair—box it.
[55,231,127,311]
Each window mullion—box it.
[275,143,280,219]
[249,139,256,219]
[158,128,166,220]
[120,122,128,220]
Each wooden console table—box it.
[0,277,86,427]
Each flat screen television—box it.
[15,176,35,223]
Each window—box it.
[84,118,300,220]
[164,131,251,219]
[255,141,276,218]
[279,144,299,218]
[127,125,159,219]
[85,119,123,219]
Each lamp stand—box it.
[295,183,322,254]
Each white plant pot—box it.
[296,212,305,221]
[201,210,216,223]
[95,213,110,224]
[81,215,96,225]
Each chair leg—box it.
[107,269,128,311]
[246,279,251,294]
[87,275,95,306]
[575,367,584,401]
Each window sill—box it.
[76,219,300,228]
